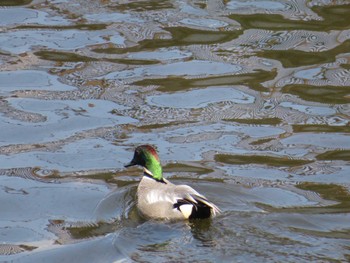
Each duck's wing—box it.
[172,184,221,219]
[142,179,220,219]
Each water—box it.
[0,0,349,262]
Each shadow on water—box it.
[188,218,217,246]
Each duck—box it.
[124,145,220,220]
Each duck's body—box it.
[125,145,220,220]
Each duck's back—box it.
[136,176,220,220]
[137,176,184,220]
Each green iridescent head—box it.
[125,145,163,180]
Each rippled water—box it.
[1,0,350,262]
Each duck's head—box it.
[125,145,163,181]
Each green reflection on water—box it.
[223,117,282,125]
[16,24,108,31]
[291,227,350,239]
[215,154,312,167]
[35,51,98,62]
[296,182,350,213]
[35,51,158,65]
[133,70,275,92]
[257,183,350,214]
[164,163,214,175]
[107,58,159,65]
[259,40,350,68]
[78,171,139,188]
[282,85,350,104]
[250,138,275,145]
[139,121,197,130]
[67,221,120,240]
[0,0,31,6]
[77,172,116,182]
[93,27,242,54]
[316,150,350,161]
[113,0,173,11]
[231,5,350,31]
[293,124,350,133]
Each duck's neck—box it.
[144,159,163,181]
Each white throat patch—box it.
[143,168,154,176]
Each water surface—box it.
[0,0,349,262]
